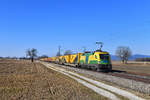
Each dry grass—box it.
[112,61,150,66]
[112,61,150,75]
[0,60,106,100]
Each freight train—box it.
[40,50,112,71]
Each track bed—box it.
[56,63,150,84]
[49,62,150,95]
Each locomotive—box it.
[40,50,112,71]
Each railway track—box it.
[106,72,150,84]
[54,63,150,84]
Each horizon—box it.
[0,0,150,57]
[1,51,150,58]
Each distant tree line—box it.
[0,56,18,59]
[0,55,49,60]
[135,58,150,62]
[64,50,73,55]
[56,49,73,56]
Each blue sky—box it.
[0,0,150,57]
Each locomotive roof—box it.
[94,50,109,54]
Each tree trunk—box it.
[31,57,34,62]
[125,60,127,64]
[122,60,124,64]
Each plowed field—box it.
[0,60,104,100]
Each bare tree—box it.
[26,48,37,62]
[64,50,73,55]
[115,46,132,64]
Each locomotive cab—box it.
[94,50,112,71]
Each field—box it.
[0,60,105,100]
[112,61,150,75]
[0,59,150,100]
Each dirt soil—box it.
[0,60,105,100]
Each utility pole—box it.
[58,45,61,56]
[96,42,103,51]
[56,45,61,56]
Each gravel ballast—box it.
[52,63,150,95]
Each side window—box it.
[95,55,97,59]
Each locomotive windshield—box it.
[100,54,109,60]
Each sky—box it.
[0,0,150,57]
